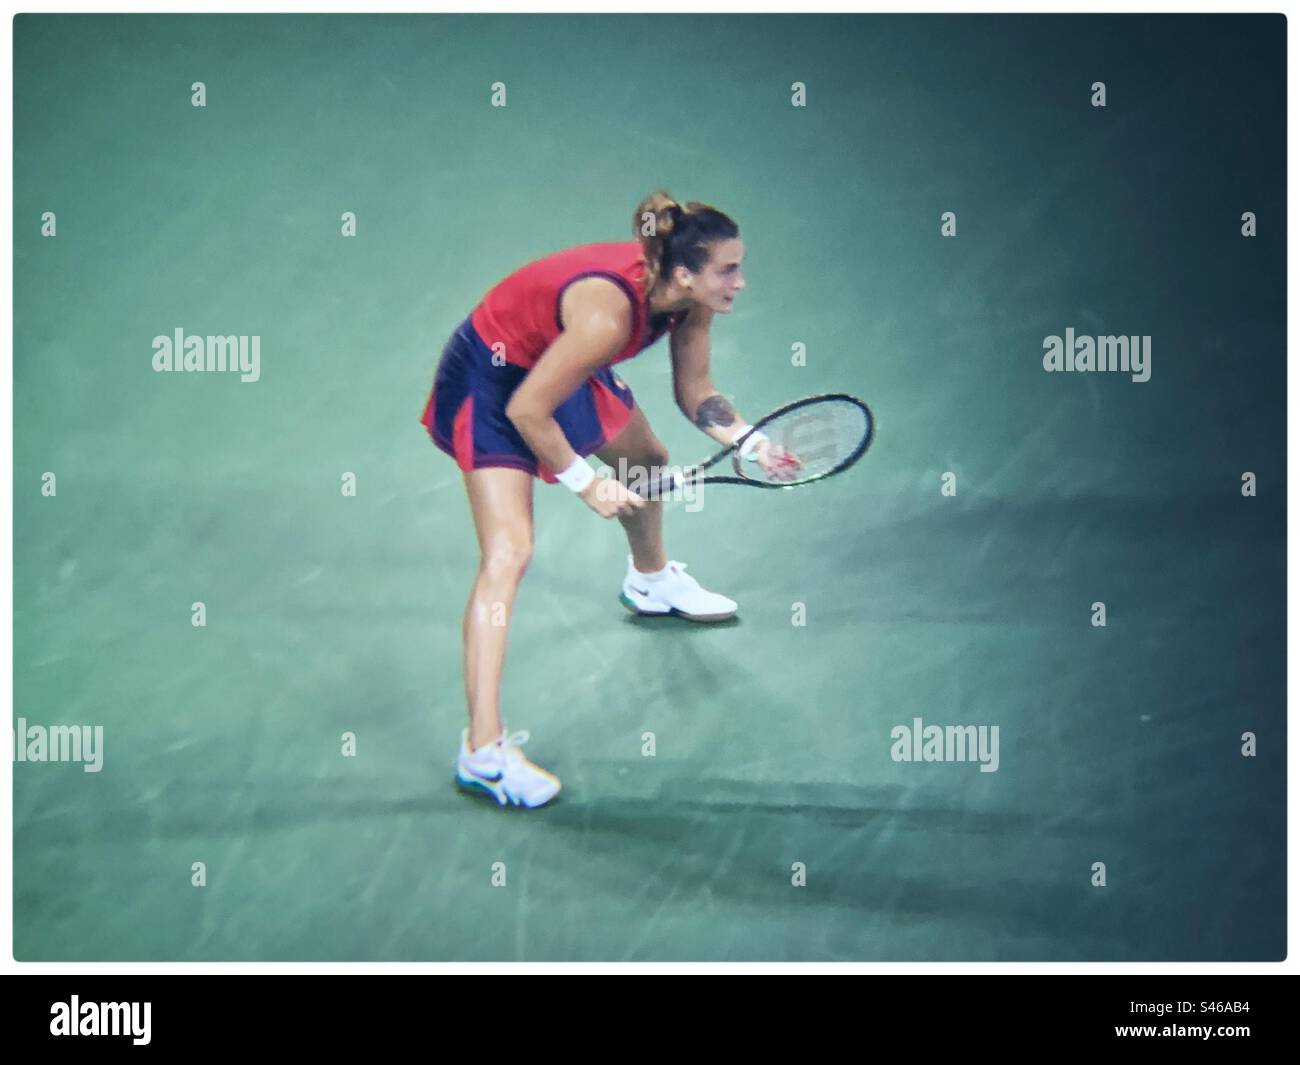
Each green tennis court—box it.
[13,13,1284,960]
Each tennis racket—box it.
[632,393,874,498]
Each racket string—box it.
[740,400,870,484]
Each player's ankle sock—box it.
[467,733,503,757]
[634,561,673,582]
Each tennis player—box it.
[421,192,793,807]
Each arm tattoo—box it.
[693,393,736,430]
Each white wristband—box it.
[733,424,769,460]
[555,455,596,493]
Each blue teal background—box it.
[13,13,1285,960]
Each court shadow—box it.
[620,612,741,631]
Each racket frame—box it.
[633,392,874,497]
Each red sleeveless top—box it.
[469,241,687,369]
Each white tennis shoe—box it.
[456,728,561,808]
[619,556,738,621]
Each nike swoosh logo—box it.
[462,767,503,783]
[630,585,650,596]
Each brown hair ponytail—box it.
[633,190,739,297]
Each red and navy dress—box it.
[420,241,687,483]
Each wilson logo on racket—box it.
[772,407,842,471]
[634,393,874,498]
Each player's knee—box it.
[481,532,532,582]
[642,441,670,471]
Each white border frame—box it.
[1,0,1293,976]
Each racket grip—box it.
[633,468,685,499]
[655,469,684,495]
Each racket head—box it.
[729,393,874,488]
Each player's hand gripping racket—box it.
[634,393,874,498]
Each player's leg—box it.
[594,404,669,573]
[455,464,561,808]
[449,462,565,808]
[461,466,534,750]
[595,405,738,622]
[427,317,560,806]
